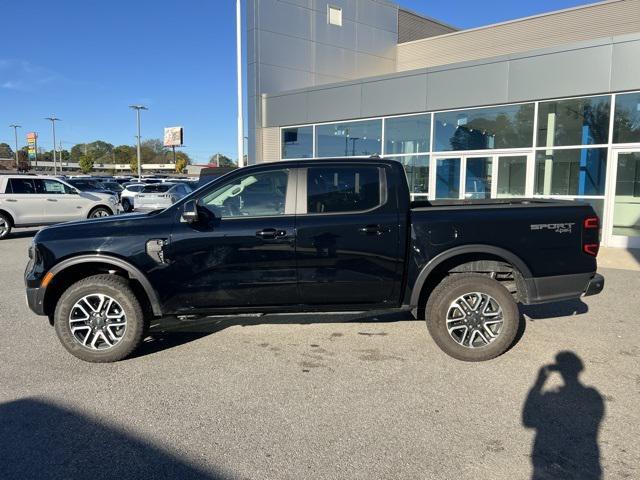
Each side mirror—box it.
[181,199,199,224]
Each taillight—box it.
[582,215,600,257]
[584,216,599,229]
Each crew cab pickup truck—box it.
[24,158,604,363]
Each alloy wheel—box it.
[0,217,7,236]
[91,209,110,218]
[68,294,127,350]
[446,292,503,348]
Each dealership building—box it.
[246,0,640,247]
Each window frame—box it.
[296,165,387,216]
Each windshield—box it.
[69,180,101,190]
[142,184,173,193]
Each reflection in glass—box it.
[385,115,430,155]
[613,152,640,237]
[465,157,492,199]
[535,148,607,196]
[394,155,429,194]
[436,158,461,199]
[434,104,534,151]
[613,92,640,144]
[537,96,610,147]
[282,126,313,159]
[316,120,382,157]
[496,156,527,197]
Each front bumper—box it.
[26,287,46,316]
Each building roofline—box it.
[398,6,458,31]
[398,0,620,46]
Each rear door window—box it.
[8,178,36,194]
[307,166,381,213]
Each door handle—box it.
[6,199,17,202]
[358,224,389,235]
[47,198,58,202]
[256,228,288,240]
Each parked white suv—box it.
[0,175,119,239]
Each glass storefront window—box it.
[434,104,534,152]
[465,157,492,199]
[537,96,610,147]
[392,155,429,195]
[613,92,640,144]
[316,120,382,157]
[496,155,527,197]
[384,115,430,155]
[436,158,461,199]
[612,152,640,237]
[282,126,313,159]
[534,148,607,196]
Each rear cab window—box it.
[306,166,383,214]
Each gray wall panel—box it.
[507,45,612,102]
[258,64,315,94]
[427,62,509,111]
[355,52,396,78]
[356,22,397,58]
[312,0,357,21]
[361,73,427,117]
[315,43,357,78]
[313,11,357,48]
[356,0,398,33]
[263,92,309,127]
[258,30,314,72]
[257,0,312,40]
[307,84,362,123]
[611,38,640,92]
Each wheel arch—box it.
[410,245,532,309]
[87,205,114,217]
[0,208,15,226]
[43,255,162,322]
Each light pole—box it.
[129,105,147,180]
[236,0,244,167]
[8,124,21,167]
[45,116,60,175]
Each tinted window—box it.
[307,167,380,213]
[535,148,607,196]
[537,96,610,147]
[434,104,534,151]
[35,179,66,194]
[385,115,430,155]
[282,126,313,159]
[613,92,640,144]
[127,185,143,192]
[142,184,172,193]
[316,120,382,157]
[393,155,429,195]
[201,170,288,217]
[8,178,35,194]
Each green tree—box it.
[130,155,138,174]
[78,154,94,174]
[209,153,236,167]
[114,145,136,164]
[0,143,14,159]
[175,157,188,173]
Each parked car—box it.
[66,178,119,198]
[133,183,192,211]
[120,183,145,212]
[24,158,603,363]
[0,175,119,239]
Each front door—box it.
[295,164,402,306]
[36,179,83,222]
[162,167,298,313]
[606,150,640,248]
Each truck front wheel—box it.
[53,274,145,362]
[425,273,519,362]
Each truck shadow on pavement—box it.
[520,299,589,321]
[0,398,228,480]
[522,351,604,480]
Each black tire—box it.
[54,274,145,362]
[88,206,112,219]
[121,198,132,212]
[425,273,519,362]
[0,212,12,240]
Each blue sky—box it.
[1,0,593,164]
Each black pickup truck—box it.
[25,158,604,363]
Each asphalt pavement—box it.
[1,228,638,480]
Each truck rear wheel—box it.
[53,274,145,363]
[425,273,519,362]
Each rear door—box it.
[34,179,84,222]
[295,164,402,306]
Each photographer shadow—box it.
[522,351,605,480]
